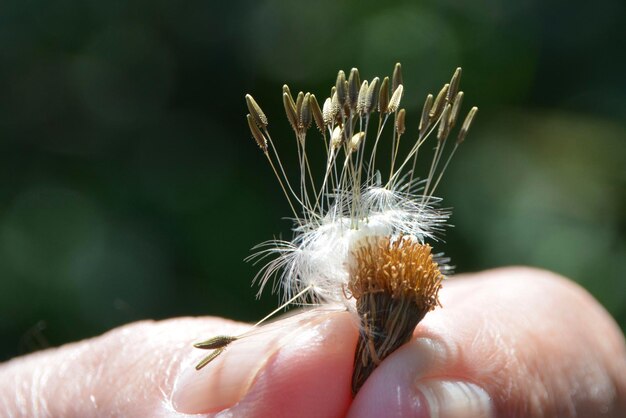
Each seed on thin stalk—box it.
[356,80,369,116]
[283,93,299,132]
[335,70,347,107]
[195,348,225,370]
[429,83,450,120]
[366,77,380,114]
[396,109,406,135]
[349,132,365,152]
[330,91,341,122]
[299,92,312,130]
[419,94,434,133]
[295,91,305,120]
[387,85,404,113]
[457,106,478,144]
[449,91,464,128]
[193,335,238,350]
[348,68,361,112]
[247,114,268,151]
[283,85,295,107]
[447,67,462,103]
[437,104,453,141]
[392,62,403,93]
[378,77,390,114]
[310,94,325,132]
[330,126,343,149]
[245,94,268,128]
[322,97,333,126]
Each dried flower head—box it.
[195,63,478,395]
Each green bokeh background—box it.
[0,0,624,361]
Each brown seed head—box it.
[447,67,462,103]
[449,91,464,128]
[283,92,298,132]
[299,92,312,130]
[348,236,443,312]
[437,103,452,141]
[419,93,434,133]
[295,91,305,119]
[457,106,478,144]
[336,70,347,107]
[246,114,268,152]
[396,108,406,135]
[392,62,403,93]
[356,80,369,116]
[322,97,333,126]
[430,83,449,120]
[245,94,268,128]
[387,84,403,113]
[348,68,361,111]
[366,77,380,114]
[310,94,325,132]
[378,77,390,114]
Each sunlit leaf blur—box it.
[0,0,624,360]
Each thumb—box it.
[347,268,626,418]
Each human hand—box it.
[1,267,624,417]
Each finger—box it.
[172,308,357,417]
[348,267,626,418]
[0,310,357,418]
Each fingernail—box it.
[416,380,493,418]
[170,311,330,414]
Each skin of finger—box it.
[0,312,357,418]
[223,310,356,418]
[349,267,626,418]
[0,317,250,417]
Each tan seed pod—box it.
[194,335,238,350]
[348,68,361,111]
[245,94,268,128]
[335,70,347,107]
[457,106,478,144]
[356,80,369,116]
[437,104,452,141]
[392,62,403,93]
[283,92,299,132]
[387,85,403,113]
[447,67,462,103]
[300,92,312,130]
[310,94,325,132]
[378,77,390,114]
[295,91,304,120]
[283,84,294,105]
[449,91,464,128]
[247,113,268,151]
[330,91,341,122]
[330,126,343,149]
[366,77,380,114]
[349,132,365,152]
[322,97,333,126]
[429,83,449,120]
[419,94,434,133]
[396,109,406,135]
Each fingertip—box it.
[173,310,358,418]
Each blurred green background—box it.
[0,0,624,361]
